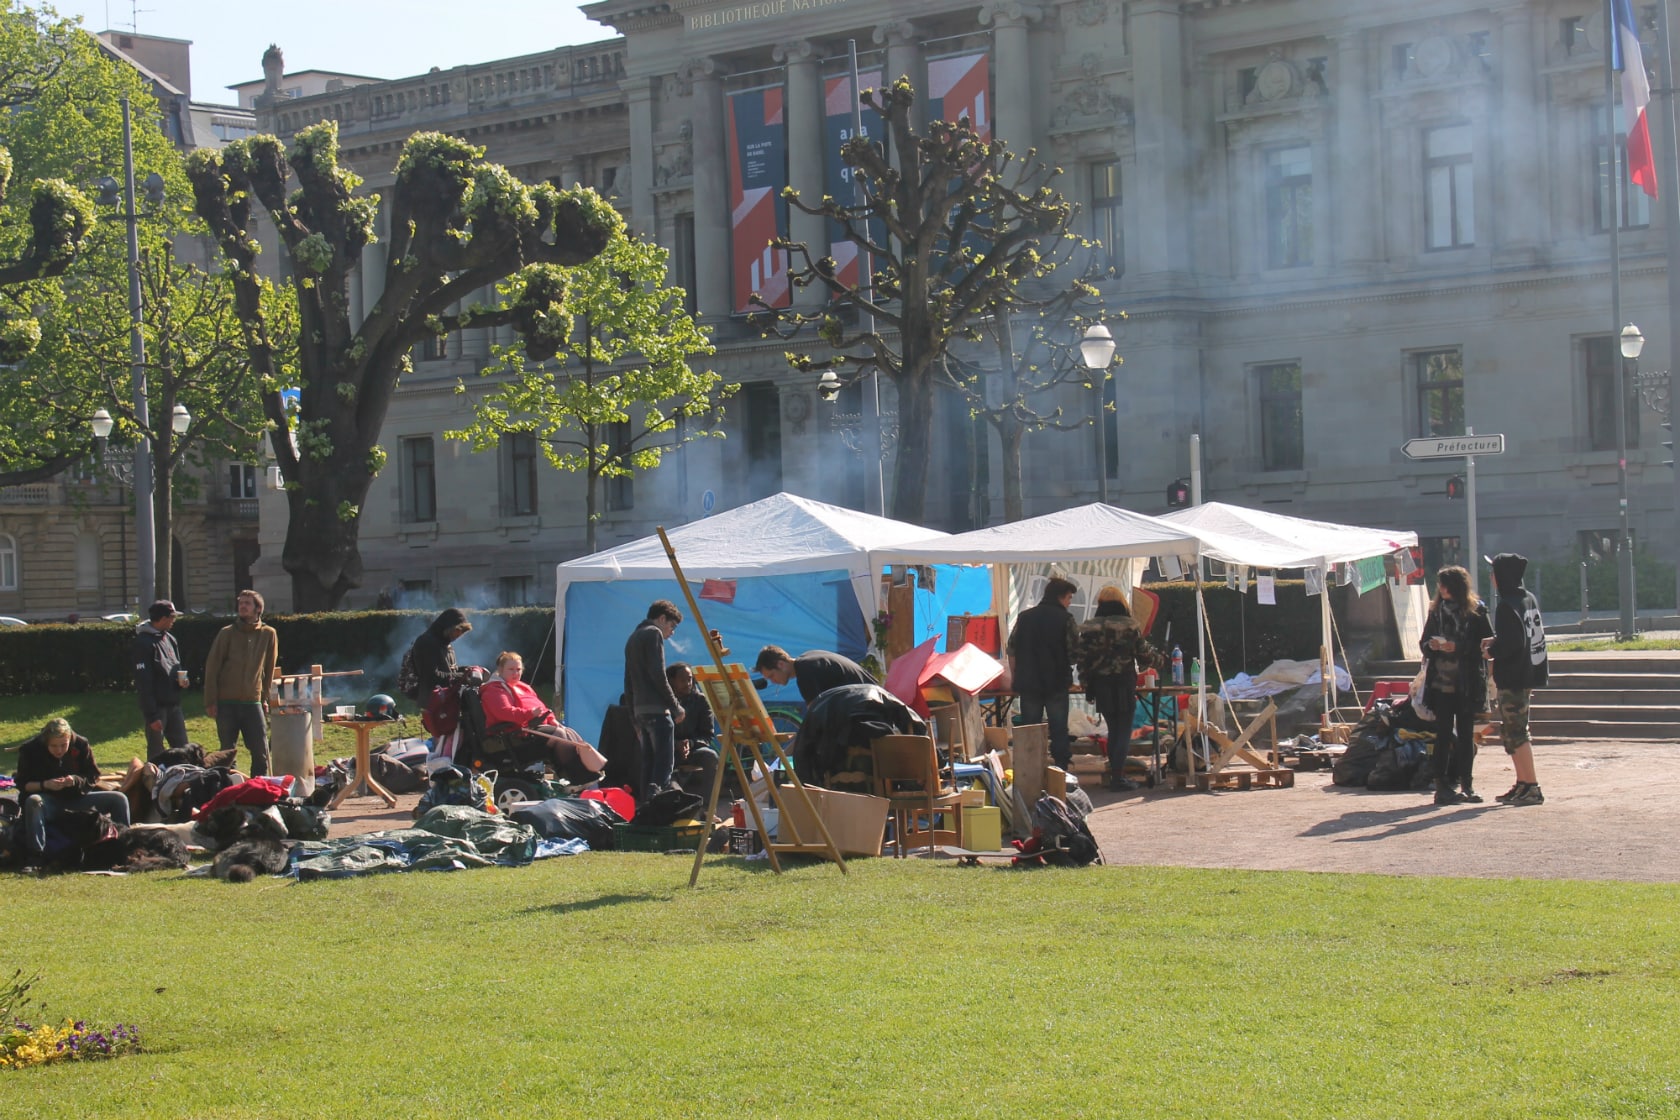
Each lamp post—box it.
[1617,321,1643,638]
[1080,323,1117,503]
[1621,321,1680,617]
[90,402,190,602]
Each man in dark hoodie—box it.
[404,608,472,703]
[1485,553,1548,806]
[1007,576,1080,770]
[133,599,189,759]
[623,600,685,800]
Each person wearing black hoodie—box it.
[405,608,473,702]
[1487,553,1549,806]
[1420,565,1494,806]
[1007,576,1079,770]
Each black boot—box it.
[1433,781,1463,806]
[1459,781,1483,804]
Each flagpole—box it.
[1608,0,1637,641]
[1655,0,1680,616]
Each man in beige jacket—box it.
[203,590,280,777]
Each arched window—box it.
[0,533,17,591]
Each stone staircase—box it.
[1361,651,1680,741]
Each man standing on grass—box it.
[203,589,280,778]
[1486,554,1548,806]
[623,599,685,801]
[1008,577,1080,771]
[133,599,189,760]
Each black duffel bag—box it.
[510,797,626,850]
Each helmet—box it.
[364,694,398,720]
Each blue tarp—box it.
[562,568,867,743]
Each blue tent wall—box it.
[561,568,866,743]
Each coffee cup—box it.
[335,705,354,718]
[175,668,190,689]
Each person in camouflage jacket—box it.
[1075,586,1165,791]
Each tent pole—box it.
[1194,555,1208,766]
[1320,562,1334,728]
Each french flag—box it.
[1612,0,1658,198]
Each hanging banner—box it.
[926,51,991,139]
[727,82,790,313]
[1256,573,1277,606]
[823,67,884,290]
[1303,567,1324,597]
[1356,557,1386,595]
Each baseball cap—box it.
[148,599,183,621]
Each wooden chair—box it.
[871,734,965,858]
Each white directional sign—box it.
[1400,433,1505,460]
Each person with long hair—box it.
[1419,565,1494,806]
[1075,585,1166,791]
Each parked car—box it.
[0,615,28,627]
[101,612,140,624]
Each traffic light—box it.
[1445,474,1466,500]
[1166,478,1191,508]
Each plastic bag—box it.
[1409,665,1435,723]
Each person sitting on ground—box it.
[1075,585,1167,792]
[667,662,720,800]
[15,718,131,867]
[754,645,876,705]
[480,651,607,784]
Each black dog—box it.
[57,808,190,873]
[212,838,291,883]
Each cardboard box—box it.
[959,805,1002,852]
[775,784,888,857]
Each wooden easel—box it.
[655,528,846,887]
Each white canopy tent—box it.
[1161,501,1421,719]
[553,492,947,739]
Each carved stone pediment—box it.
[1051,54,1132,134]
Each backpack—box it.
[397,644,420,703]
[1029,794,1101,867]
[413,766,488,818]
[370,752,426,794]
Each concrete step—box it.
[1530,704,1680,723]
[1544,688,1680,705]
[1547,655,1680,674]
[1532,719,1680,740]
[1541,672,1680,691]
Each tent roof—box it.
[558,492,946,581]
[1160,501,1417,570]
[872,503,1198,566]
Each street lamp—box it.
[1622,322,1680,620]
[1615,323,1644,639]
[1080,323,1116,503]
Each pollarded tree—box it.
[447,218,732,553]
[186,124,616,609]
[757,77,1082,524]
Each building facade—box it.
[242,0,1676,613]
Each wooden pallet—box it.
[1169,767,1295,792]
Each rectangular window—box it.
[1414,348,1465,437]
[1593,107,1652,232]
[400,436,436,522]
[1265,147,1313,269]
[1423,124,1475,249]
[1583,335,1641,451]
[1420,536,1463,590]
[498,575,533,607]
[742,382,783,501]
[0,535,18,591]
[227,464,258,499]
[606,421,633,512]
[1089,162,1123,275]
[674,214,698,315]
[421,332,450,361]
[499,433,539,516]
[1255,361,1304,470]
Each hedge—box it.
[0,608,559,700]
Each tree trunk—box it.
[998,420,1025,524]
[888,372,936,524]
[585,470,599,554]
[280,438,376,612]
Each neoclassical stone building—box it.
[243,0,1675,612]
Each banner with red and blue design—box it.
[726,83,790,312]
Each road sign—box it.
[701,489,716,515]
[1400,434,1505,459]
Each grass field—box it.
[1550,636,1680,652]
[6,695,1680,1117]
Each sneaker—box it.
[1495,783,1526,804]
[1510,785,1545,806]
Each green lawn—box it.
[1550,637,1680,652]
[6,695,1680,1117]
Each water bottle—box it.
[1190,658,1202,687]
[1171,645,1184,685]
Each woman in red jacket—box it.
[480,652,607,783]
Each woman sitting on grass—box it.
[480,651,608,784]
[14,718,130,867]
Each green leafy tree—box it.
[186,124,616,608]
[448,218,733,553]
[757,77,1082,524]
[60,239,295,599]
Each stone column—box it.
[625,77,656,239]
[1331,31,1378,267]
[776,39,827,308]
[1128,1,1191,286]
[1494,4,1543,254]
[874,19,922,102]
[980,1,1043,156]
[684,58,731,320]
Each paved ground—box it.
[1080,740,1680,882]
